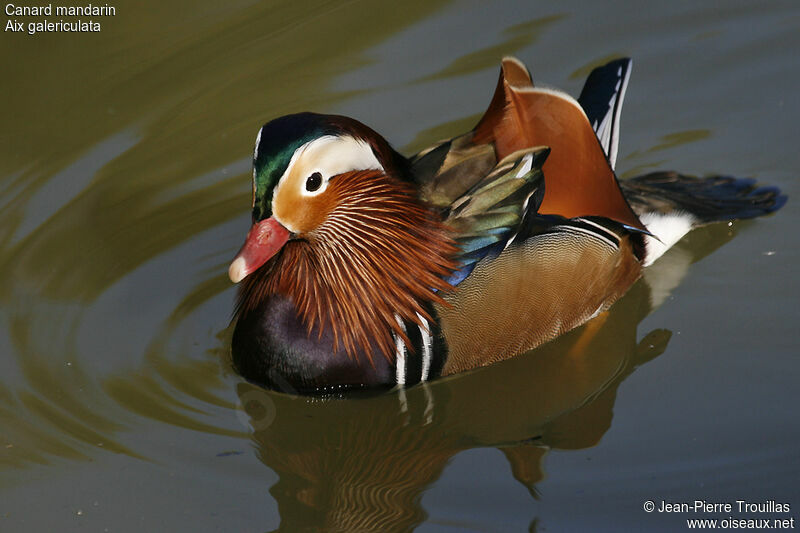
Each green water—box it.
[1,1,798,531]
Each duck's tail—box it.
[620,172,787,266]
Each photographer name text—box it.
[644,499,791,514]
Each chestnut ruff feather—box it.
[235,170,458,365]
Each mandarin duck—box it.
[228,57,786,393]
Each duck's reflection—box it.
[234,222,741,532]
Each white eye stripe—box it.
[273,134,383,200]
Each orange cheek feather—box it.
[273,183,334,235]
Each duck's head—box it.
[228,112,410,283]
[228,112,455,363]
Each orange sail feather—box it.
[473,57,646,232]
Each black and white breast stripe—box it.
[548,217,625,251]
[391,306,447,387]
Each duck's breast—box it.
[232,295,397,392]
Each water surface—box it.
[1,0,799,531]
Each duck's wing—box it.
[411,132,498,209]
[441,146,549,286]
[578,58,632,170]
[472,57,646,232]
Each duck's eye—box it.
[305,172,323,192]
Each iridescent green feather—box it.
[413,137,549,284]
